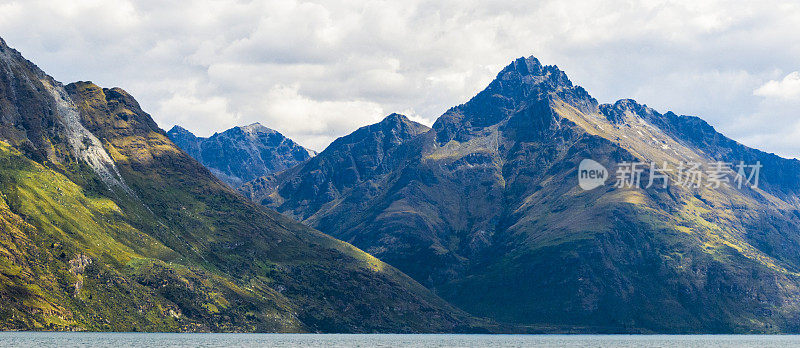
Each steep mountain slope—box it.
[244,56,800,333]
[167,123,314,187]
[0,36,475,332]
[241,113,430,217]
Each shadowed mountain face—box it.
[167,124,314,187]
[0,37,476,333]
[240,113,431,218]
[243,56,800,333]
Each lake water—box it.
[1,333,800,347]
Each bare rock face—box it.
[167,123,314,187]
[0,38,131,194]
[68,254,92,296]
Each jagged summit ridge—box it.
[432,55,597,144]
[324,113,430,156]
[167,124,192,134]
[497,56,573,88]
[167,122,314,187]
[239,122,275,134]
[383,112,413,122]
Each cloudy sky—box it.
[1,0,799,156]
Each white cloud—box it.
[1,0,799,155]
[160,94,238,134]
[754,72,800,100]
[256,85,386,150]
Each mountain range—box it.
[0,36,481,332]
[167,124,315,187]
[6,28,800,333]
[238,57,800,333]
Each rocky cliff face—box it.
[0,37,131,194]
[0,37,476,333]
[245,56,800,333]
[167,123,314,187]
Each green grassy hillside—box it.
[0,140,299,331]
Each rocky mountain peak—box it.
[494,55,574,92]
[238,122,275,135]
[167,125,194,137]
[599,98,655,123]
[432,55,594,143]
[239,113,431,220]
[504,56,543,74]
[381,112,411,124]
[166,125,202,160]
[167,121,314,187]
[66,81,162,139]
[377,113,428,134]
[0,44,134,194]
[324,113,429,155]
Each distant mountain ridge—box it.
[167,123,314,187]
[242,56,800,333]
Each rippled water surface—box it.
[2,333,800,347]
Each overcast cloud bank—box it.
[1,0,798,156]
